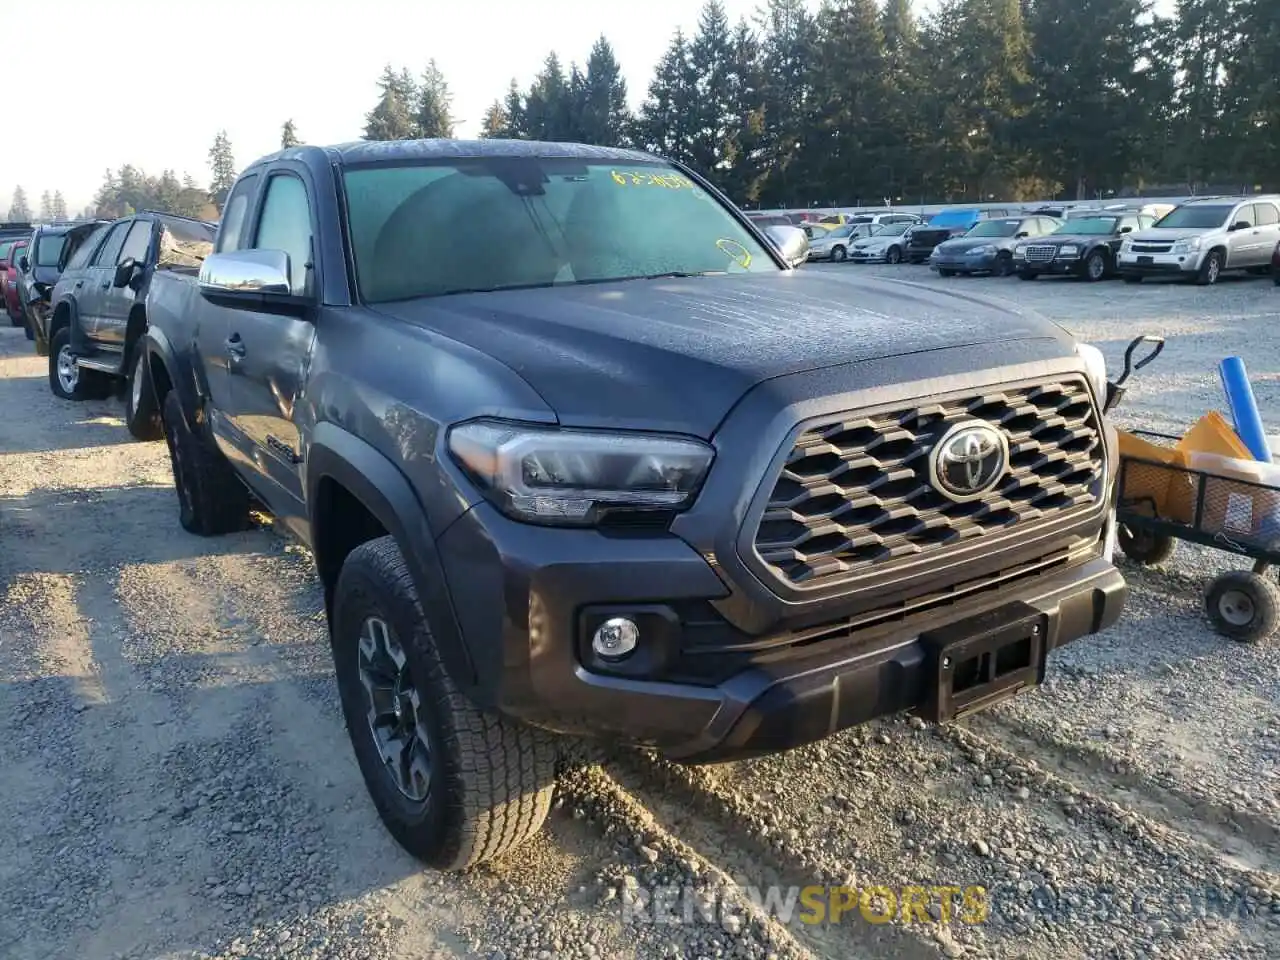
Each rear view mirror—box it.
[18,255,29,272]
[199,248,312,315]
[1119,226,1133,234]
[1232,221,1252,232]
[1015,231,1030,238]
[762,225,809,268]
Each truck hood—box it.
[372,272,1068,437]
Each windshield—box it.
[1054,217,1117,236]
[343,158,776,302]
[36,234,67,267]
[1154,205,1233,229]
[828,224,857,238]
[874,222,910,237]
[965,219,1021,238]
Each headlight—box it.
[1172,237,1201,254]
[969,245,995,256]
[447,419,714,526]
[1058,245,1080,257]
[1075,342,1108,404]
[1013,243,1028,257]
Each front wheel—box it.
[47,327,109,401]
[1117,524,1176,565]
[1196,250,1223,285]
[1083,250,1108,282]
[124,346,163,441]
[993,254,1014,277]
[332,536,559,869]
[831,246,847,262]
[1206,570,1280,644]
[885,246,902,265]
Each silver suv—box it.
[1116,196,1280,284]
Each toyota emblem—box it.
[929,421,1008,501]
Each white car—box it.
[1116,196,1280,285]
[848,222,915,264]
[807,223,881,262]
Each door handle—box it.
[225,334,247,362]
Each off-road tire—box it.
[1205,569,1280,644]
[1196,250,1224,286]
[332,536,558,870]
[48,326,110,401]
[1117,524,1176,566]
[124,345,163,441]
[160,390,252,536]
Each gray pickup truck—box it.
[142,139,1127,871]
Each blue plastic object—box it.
[1219,356,1272,462]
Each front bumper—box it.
[849,249,889,263]
[1116,250,1200,275]
[437,499,1125,763]
[932,254,997,273]
[1018,257,1083,276]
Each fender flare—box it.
[48,295,80,339]
[142,325,202,428]
[307,422,477,691]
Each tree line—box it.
[366,0,1280,207]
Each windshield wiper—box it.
[634,271,727,280]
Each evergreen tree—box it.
[51,191,68,220]
[524,52,572,140]
[281,119,301,148]
[879,0,923,201]
[1231,0,1280,184]
[415,60,455,138]
[717,18,768,202]
[1165,0,1241,186]
[39,190,53,221]
[9,186,31,220]
[208,130,237,210]
[638,30,700,164]
[756,0,817,205]
[578,37,630,147]
[501,79,526,137]
[479,100,508,138]
[687,0,737,178]
[364,65,419,141]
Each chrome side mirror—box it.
[199,249,293,296]
[763,224,809,268]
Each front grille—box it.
[1024,244,1057,262]
[752,377,1104,589]
[1131,243,1172,254]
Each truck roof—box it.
[250,138,657,173]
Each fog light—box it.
[592,617,639,660]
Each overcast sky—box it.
[0,0,1177,215]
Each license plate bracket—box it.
[1137,255,1153,264]
[916,602,1047,724]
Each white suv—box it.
[1116,196,1280,285]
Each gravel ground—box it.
[2,265,1280,960]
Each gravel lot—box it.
[2,265,1280,960]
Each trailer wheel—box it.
[1205,570,1280,644]
[1117,524,1176,565]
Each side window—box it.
[92,223,130,267]
[216,174,259,253]
[1118,217,1139,234]
[64,225,110,271]
[1138,214,1155,229]
[1254,203,1279,227]
[1234,206,1254,229]
[252,174,314,295]
[118,220,152,264]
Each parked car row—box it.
[816,195,1280,287]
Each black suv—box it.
[141,139,1127,870]
[1015,212,1156,282]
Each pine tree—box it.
[578,37,630,147]
[524,52,572,140]
[501,79,526,138]
[415,60,455,138]
[715,19,768,202]
[687,0,737,178]
[756,0,817,205]
[208,130,237,210]
[1230,0,1280,185]
[638,30,700,164]
[364,65,419,141]
[480,100,508,138]
[51,191,68,220]
[9,186,31,220]
[39,190,53,221]
[879,0,923,201]
[281,119,301,148]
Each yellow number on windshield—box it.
[610,170,696,190]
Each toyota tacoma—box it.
[140,139,1127,870]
